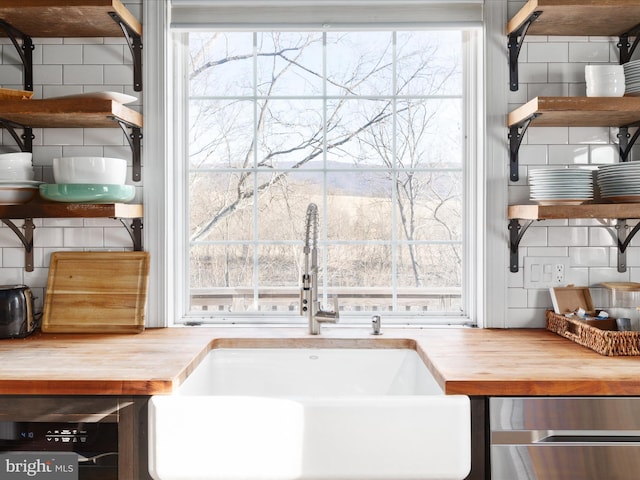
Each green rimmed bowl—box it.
[39,184,136,203]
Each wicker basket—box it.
[546,310,640,356]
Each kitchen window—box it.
[164,1,484,326]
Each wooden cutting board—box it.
[42,251,150,333]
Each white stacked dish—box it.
[624,59,640,96]
[41,156,134,204]
[0,152,40,205]
[585,64,625,97]
[597,162,640,202]
[529,168,594,205]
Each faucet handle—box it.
[315,297,340,323]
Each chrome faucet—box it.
[300,203,339,334]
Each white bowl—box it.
[0,185,38,205]
[53,157,127,185]
[0,152,33,167]
[0,167,35,181]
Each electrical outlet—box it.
[524,257,569,288]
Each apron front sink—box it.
[149,345,470,480]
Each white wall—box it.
[505,0,638,327]
[0,1,143,314]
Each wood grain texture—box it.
[42,251,150,334]
[507,0,640,36]
[0,327,640,396]
[508,97,640,128]
[508,203,640,220]
[0,202,142,219]
[0,98,142,128]
[0,0,142,37]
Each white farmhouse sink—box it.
[149,346,470,480]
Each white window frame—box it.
[142,0,500,328]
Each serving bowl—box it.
[53,157,127,185]
[39,184,135,203]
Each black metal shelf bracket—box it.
[119,218,143,251]
[0,119,33,153]
[508,10,542,92]
[615,219,640,272]
[509,114,539,182]
[618,24,640,65]
[0,20,33,92]
[108,11,143,92]
[1,218,35,271]
[617,124,640,162]
[509,218,533,272]
[115,121,142,182]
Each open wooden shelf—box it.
[0,0,141,38]
[0,98,142,128]
[508,0,640,37]
[0,202,142,220]
[508,203,640,220]
[508,96,640,128]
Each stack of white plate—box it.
[624,59,640,96]
[529,168,594,205]
[597,162,640,202]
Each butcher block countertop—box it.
[2,326,640,396]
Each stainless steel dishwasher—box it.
[491,397,640,480]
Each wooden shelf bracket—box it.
[508,10,541,92]
[0,20,33,92]
[108,11,143,91]
[509,114,540,181]
[508,218,533,272]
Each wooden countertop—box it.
[2,327,640,396]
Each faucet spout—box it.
[300,203,339,335]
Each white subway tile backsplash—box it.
[548,145,589,164]
[33,65,63,84]
[520,226,547,247]
[63,228,104,248]
[33,228,64,248]
[548,227,588,247]
[588,268,630,285]
[83,128,126,146]
[569,126,610,144]
[569,247,609,267]
[589,227,617,247]
[527,127,569,145]
[104,65,134,85]
[83,45,125,65]
[63,65,103,84]
[548,62,584,83]
[590,145,618,164]
[518,62,548,83]
[42,128,84,146]
[526,82,568,98]
[42,45,83,64]
[519,145,548,165]
[569,42,611,62]
[528,43,569,63]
